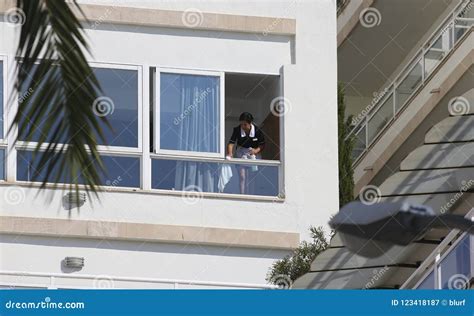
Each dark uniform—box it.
[228,125,265,149]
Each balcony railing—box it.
[346,0,474,164]
[401,209,474,289]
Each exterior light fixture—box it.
[65,192,87,204]
[64,257,85,269]
[329,201,473,258]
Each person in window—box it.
[227,112,265,194]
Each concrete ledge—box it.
[0,216,299,250]
[0,1,296,36]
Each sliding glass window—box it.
[16,63,142,188]
[156,69,223,157]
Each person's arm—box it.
[227,127,238,158]
[227,143,234,158]
[250,145,264,155]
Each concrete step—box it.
[378,167,474,196]
[400,143,474,170]
[425,115,474,143]
[310,243,433,272]
[293,265,415,289]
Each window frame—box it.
[0,55,7,181]
[413,232,473,289]
[154,67,225,159]
[4,57,285,200]
[0,56,6,143]
[13,61,144,190]
[437,232,472,289]
[15,61,143,153]
[15,146,142,190]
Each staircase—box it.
[293,101,474,289]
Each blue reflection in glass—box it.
[17,151,140,188]
[416,270,435,289]
[18,66,138,147]
[160,73,220,153]
[440,235,471,289]
[94,68,138,147]
[152,158,278,196]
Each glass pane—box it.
[352,125,366,160]
[440,235,472,289]
[18,66,139,148]
[160,73,220,153]
[17,150,140,188]
[424,26,452,77]
[395,59,422,111]
[367,94,394,143]
[152,158,279,197]
[93,68,139,147]
[0,148,4,180]
[416,270,435,289]
[0,61,3,138]
[454,25,468,42]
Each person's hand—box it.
[248,148,258,155]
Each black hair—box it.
[239,112,254,123]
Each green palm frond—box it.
[11,0,109,196]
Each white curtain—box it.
[174,75,220,192]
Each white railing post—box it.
[434,254,441,290]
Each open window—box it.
[224,73,281,161]
[152,68,283,197]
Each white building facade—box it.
[0,0,339,289]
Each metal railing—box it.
[346,0,474,165]
[400,209,474,289]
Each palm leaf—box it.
[11,0,109,197]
